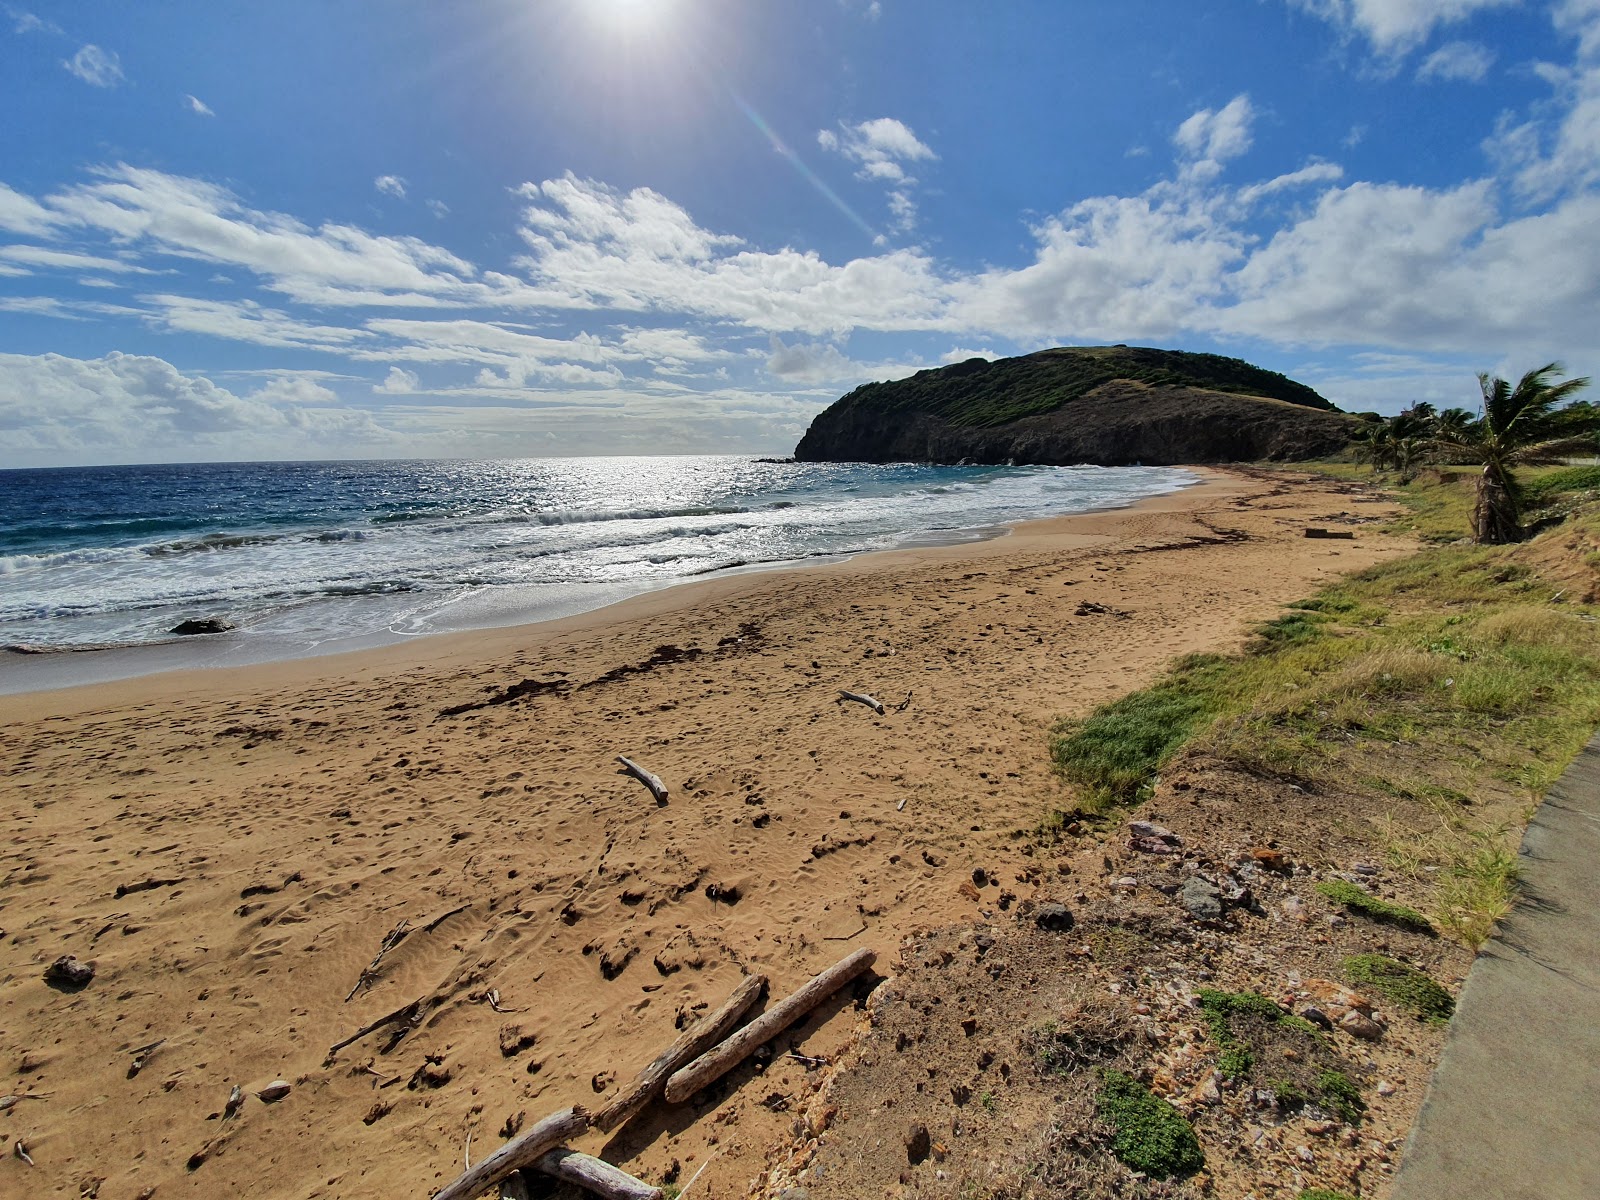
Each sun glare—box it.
[586,0,677,34]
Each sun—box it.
[585,0,678,34]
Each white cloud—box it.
[0,184,59,236]
[140,295,376,350]
[12,9,62,35]
[1487,0,1600,200]
[426,199,450,218]
[1236,161,1346,203]
[375,175,408,199]
[63,44,124,87]
[1417,40,1495,81]
[375,366,420,393]
[0,244,151,274]
[1287,0,1518,55]
[1174,94,1255,181]
[817,117,937,233]
[185,94,215,116]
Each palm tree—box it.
[1431,363,1595,543]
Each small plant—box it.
[1344,954,1455,1023]
[1299,1189,1358,1200]
[1095,1069,1204,1179]
[661,1186,682,1200]
[1315,1070,1366,1124]
[980,1090,997,1113]
[1198,990,1318,1080]
[1316,880,1435,934]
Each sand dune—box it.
[0,467,1406,1200]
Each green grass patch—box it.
[1095,1069,1204,1179]
[1316,881,1435,934]
[1198,990,1316,1079]
[1299,1189,1358,1200]
[1344,954,1455,1023]
[1197,990,1364,1122]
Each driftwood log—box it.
[616,756,668,804]
[538,1150,661,1200]
[836,690,884,715]
[663,948,876,1104]
[594,973,768,1132]
[431,1106,590,1200]
[1304,527,1355,540]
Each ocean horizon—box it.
[0,454,1196,692]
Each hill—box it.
[792,345,1357,465]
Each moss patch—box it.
[1197,990,1364,1123]
[1316,880,1435,935]
[1298,1189,1358,1200]
[1095,1069,1204,1179]
[1345,954,1455,1023]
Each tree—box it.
[1430,363,1595,544]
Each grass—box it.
[1344,954,1455,1024]
[1315,881,1435,935]
[1299,1190,1358,1200]
[1195,990,1364,1123]
[1197,990,1317,1080]
[1095,1069,1205,1179]
[1045,467,1600,947]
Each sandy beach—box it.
[0,467,1409,1200]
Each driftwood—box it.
[616,756,668,805]
[345,919,411,1001]
[431,1106,590,1200]
[594,973,768,1132]
[326,996,423,1060]
[1304,527,1355,540]
[836,690,884,715]
[663,948,876,1104]
[536,1150,662,1200]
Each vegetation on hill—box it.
[832,345,1337,430]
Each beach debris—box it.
[482,988,524,1014]
[1304,527,1355,540]
[536,1149,662,1200]
[0,1092,51,1113]
[663,947,877,1104]
[14,1139,35,1167]
[1074,600,1130,617]
[465,1130,473,1170]
[344,919,412,1001]
[256,1080,291,1103]
[127,1038,166,1078]
[43,955,95,992]
[593,973,767,1133]
[896,798,907,812]
[894,689,913,712]
[836,689,885,715]
[616,756,669,805]
[222,1085,244,1121]
[430,1106,591,1200]
[113,876,185,899]
[171,617,234,635]
[787,1051,830,1068]
[326,997,425,1061]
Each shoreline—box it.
[0,466,1204,702]
[0,466,1412,1200]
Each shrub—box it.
[1095,1069,1204,1179]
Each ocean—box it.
[0,456,1196,691]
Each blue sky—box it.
[3,0,1598,466]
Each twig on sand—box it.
[679,1155,715,1199]
[127,1038,166,1079]
[895,690,913,712]
[837,689,885,715]
[616,756,669,805]
[823,920,868,942]
[483,988,524,1014]
[14,1140,35,1167]
[326,997,424,1061]
[345,920,411,1002]
[465,1130,473,1171]
[787,1051,830,1068]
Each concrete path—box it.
[1391,733,1600,1200]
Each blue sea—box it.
[0,456,1196,691]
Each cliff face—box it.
[793,346,1356,465]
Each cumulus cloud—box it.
[1417,40,1495,81]
[185,94,215,116]
[818,117,937,233]
[1487,0,1600,200]
[63,44,123,87]
[1287,0,1517,55]
[374,174,407,199]
[1173,95,1255,181]
[375,366,420,393]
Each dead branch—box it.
[894,690,913,712]
[536,1149,662,1200]
[345,919,411,1002]
[836,690,884,715]
[663,948,875,1103]
[616,756,668,805]
[127,1038,165,1079]
[430,1106,590,1200]
[593,973,767,1133]
[326,997,424,1060]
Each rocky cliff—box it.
[793,345,1356,465]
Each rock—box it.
[170,617,234,636]
[1339,1011,1385,1040]
[957,881,982,902]
[1352,862,1381,876]
[1033,902,1074,932]
[1299,1005,1335,1031]
[1128,820,1177,841]
[1250,847,1291,873]
[1129,821,1183,855]
[1178,877,1224,920]
[43,955,94,991]
[1376,1080,1397,1096]
[256,1080,291,1103]
[1110,876,1139,892]
[906,1122,931,1165]
[971,868,988,887]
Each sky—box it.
[2,0,1599,467]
